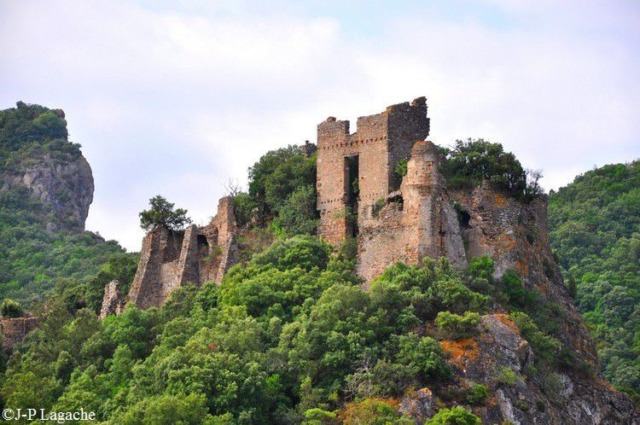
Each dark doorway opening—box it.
[197,234,210,258]
[345,155,360,237]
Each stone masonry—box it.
[356,141,468,284]
[124,196,238,311]
[317,97,430,245]
[0,316,37,352]
[317,98,468,283]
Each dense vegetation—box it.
[233,145,318,236]
[2,230,578,423]
[549,161,640,395]
[2,104,637,422]
[0,102,135,307]
[441,139,542,201]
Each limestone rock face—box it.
[438,314,639,425]
[2,152,94,231]
[399,387,435,424]
[450,184,598,366]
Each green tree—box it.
[425,407,481,425]
[139,195,191,231]
[0,298,24,318]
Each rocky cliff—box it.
[0,102,94,232]
[1,152,93,231]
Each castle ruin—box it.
[120,196,238,311]
[317,97,467,283]
[103,97,550,311]
[0,315,37,352]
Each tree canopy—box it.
[549,161,640,394]
[139,195,192,231]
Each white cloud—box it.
[1,0,638,250]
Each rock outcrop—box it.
[315,98,638,423]
[434,314,638,425]
[0,103,94,232]
[2,153,94,231]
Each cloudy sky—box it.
[1,0,639,251]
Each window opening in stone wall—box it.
[197,234,210,258]
[345,155,360,237]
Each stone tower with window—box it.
[316,97,431,245]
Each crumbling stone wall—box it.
[317,97,430,245]
[99,280,125,319]
[0,316,37,352]
[124,196,238,312]
[356,141,467,284]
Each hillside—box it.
[2,135,638,423]
[0,102,136,307]
[1,101,638,424]
[549,161,640,397]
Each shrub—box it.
[272,184,318,235]
[542,372,564,397]
[425,406,481,425]
[251,235,331,272]
[395,159,408,178]
[339,398,412,425]
[509,311,561,365]
[232,192,256,227]
[501,270,534,307]
[373,197,386,217]
[303,408,337,425]
[435,311,481,340]
[396,334,451,381]
[465,383,489,405]
[496,366,518,386]
[1,299,24,318]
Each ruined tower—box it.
[316,97,430,245]
[316,98,468,284]
[125,196,238,310]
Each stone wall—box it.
[124,196,238,312]
[356,141,467,285]
[99,280,125,319]
[0,316,37,352]
[317,97,430,246]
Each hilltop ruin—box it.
[106,98,560,315]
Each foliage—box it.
[548,161,640,391]
[0,186,131,308]
[435,311,481,340]
[139,195,191,231]
[500,270,534,308]
[0,102,79,174]
[441,138,543,201]
[394,159,408,178]
[425,407,482,425]
[270,184,318,236]
[509,312,561,366]
[395,334,451,381]
[247,144,317,225]
[465,383,489,405]
[0,299,24,318]
[496,366,518,386]
[338,398,412,424]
